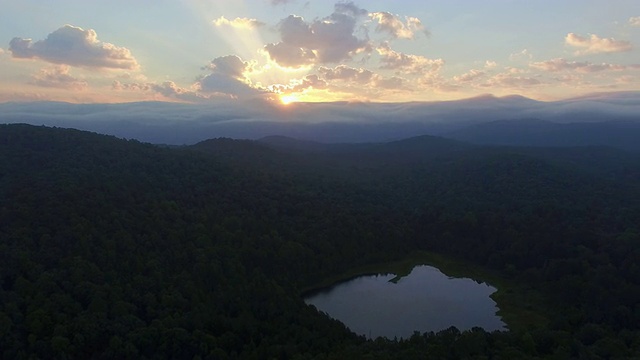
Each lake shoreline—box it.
[301,251,549,333]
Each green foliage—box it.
[1,124,640,358]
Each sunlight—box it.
[280,94,298,105]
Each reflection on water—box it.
[304,265,506,339]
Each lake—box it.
[304,265,506,339]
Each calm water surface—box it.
[304,265,506,339]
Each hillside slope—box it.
[1,124,640,358]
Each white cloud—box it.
[197,55,268,98]
[318,65,404,90]
[375,76,404,89]
[113,80,209,102]
[453,69,486,83]
[204,55,256,78]
[9,24,139,70]
[630,16,640,27]
[480,72,542,89]
[376,42,444,75]
[151,81,203,101]
[509,49,532,61]
[530,58,637,73]
[272,74,328,93]
[114,55,270,102]
[272,65,405,97]
[213,16,265,29]
[485,60,497,68]
[369,12,427,39]
[318,65,375,83]
[264,3,370,68]
[565,32,632,54]
[30,65,87,90]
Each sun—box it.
[280,94,298,105]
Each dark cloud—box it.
[264,41,316,67]
[334,1,368,17]
[9,24,139,70]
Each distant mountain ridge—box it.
[446,118,640,152]
[2,91,640,144]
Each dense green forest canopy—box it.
[1,124,640,359]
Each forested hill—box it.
[2,124,640,359]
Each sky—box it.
[1,0,640,105]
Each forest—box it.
[1,123,640,359]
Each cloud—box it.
[30,65,88,90]
[0,48,4,55]
[530,58,637,73]
[278,74,329,93]
[9,24,139,69]
[112,80,151,92]
[453,69,486,83]
[264,3,370,68]
[317,64,404,90]
[375,76,404,89]
[369,12,427,39]
[113,55,269,102]
[334,2,368,17]
[197,55,267,98]
[204,55,255,78]
[485,61,497,68]
[113,80,205,102]
[630,17,640,27]
[271,65,405,99]
[150,81,204,101]
[318,65,375,83]
[213,16,265,29]
[509,49,532,61]
[565,33,632,54]
[376,42,444,75]
[481,72,542,88]
[264,41,316,67]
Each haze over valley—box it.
[2,1,640,358]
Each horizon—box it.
[3,90,640,145]
[1,1,640,105]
